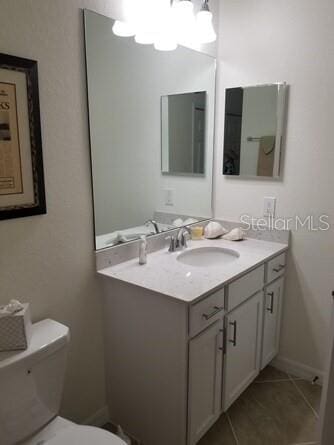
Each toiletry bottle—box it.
[139,235,147,265]
[191,226,203,240]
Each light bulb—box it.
[133,0,163,45]
[112,20,136,37]
[153,2,178,51]
[172,0,196,45]
[154,35,178,51]
[173,0,194,15]
[196,7,217,43]
[135,32,156,45]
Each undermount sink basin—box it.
[177,247,240,268]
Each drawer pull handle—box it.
[267,292,274,313]
[229,321,237,346]
[202,306,223,320]
[273,264,285,273]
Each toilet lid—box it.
[45,425,126,445]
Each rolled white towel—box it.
[204,221,228,239]
[183,217,198,226]
[172,218,184,227]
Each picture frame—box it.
[0,53,46,220]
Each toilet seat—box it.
[44,425,126,444]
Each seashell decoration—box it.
[204,221,228,239]
[222,227,245,241]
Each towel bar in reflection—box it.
[247,136,261,142]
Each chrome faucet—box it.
[177,226,191,248]
[166,235,177,252]
[166,226,191,252]
[145,219,160,234]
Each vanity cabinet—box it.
[188,320,224,445]
[101,250,287,445]
[223,291,263,410]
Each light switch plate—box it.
[263,197,276,217]
[165,189,174,206]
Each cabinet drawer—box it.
[190,289,224,337]
[267,253,286,283]
[227,265,264,312]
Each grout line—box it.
[290,442,318,445]
[250,393,269,412]
[254,378,303,383]
[226,412,240,445]
[287,374,319,419]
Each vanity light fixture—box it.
[196,0,217,43]
[154,32,178,51]
[135,32,156,45]
[112,20,136,37]
[112,0,217,51]
[172,0,195,21]
[172,0,196,46]
[154,3,178,51]
[134,0,162,44]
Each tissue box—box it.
[0,303,32,352]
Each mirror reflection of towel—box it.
[257,136,276,176]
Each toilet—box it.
[0,319,126,445]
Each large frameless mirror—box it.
[222,83,287,178]
[84,10,216,250]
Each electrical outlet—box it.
[165,189,174,206]
[263,197,276,217]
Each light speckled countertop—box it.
[98,237,288,303]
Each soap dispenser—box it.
[139,235,147,265]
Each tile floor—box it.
[103,366,322,445]
[199,366,322,445]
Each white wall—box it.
[215,0,334,373]
[0,0,219,423]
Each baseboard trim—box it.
[271,355,324,385]
[83,405,110,427]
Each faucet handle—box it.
[165,235,176,252]
[181,232,190,248]
[177,226,191,248]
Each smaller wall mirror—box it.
[161,91,206,176]
[222,83,287,178]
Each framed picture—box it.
[0,53,46,220]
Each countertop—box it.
[98,237,288,303]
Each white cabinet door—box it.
[261,276,284,369]
[223,292,263,411]
[188,320,223,445]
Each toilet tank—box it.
[0,319,70,445]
